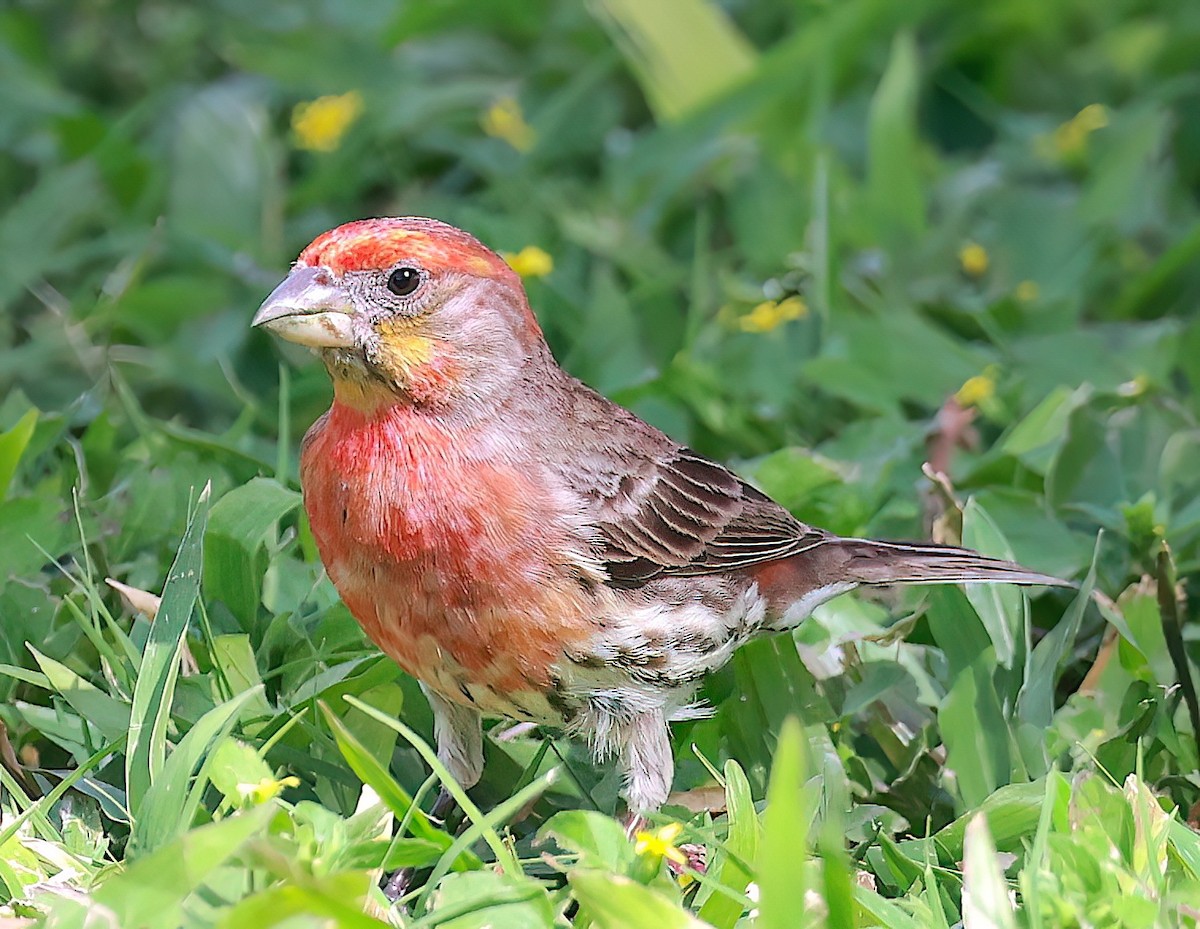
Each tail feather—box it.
[835,538,1071,589]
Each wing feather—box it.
[593,445,829,588]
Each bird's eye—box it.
[386,267,422,297]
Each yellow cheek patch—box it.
[373,319,441,387]
[378,327,435,374]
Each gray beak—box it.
[252,266,356,348]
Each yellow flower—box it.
[481,96,536,153]
[738,296,808,333]
[238,775,300,805]
[1015,280,1040,303]
[634,822,687,866]
[292,91,363,152]
[958,242,989,278]
[503,245,553,278]
[955,370,997,408]
[1051,103,1109,159]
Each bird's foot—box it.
[380,788,463,904]
[669,842,708,876]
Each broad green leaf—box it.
[939,648,1011,809]
[0,407,37,500]
[205,477,300,624]
[1018,545,1098,727]
[95,804,275,928]
[961,498,1024,670]
[570,870,709,929]
[27,646,130,740]
[591,0,756,122]
[426,871,557,929]
[866,31,924,241]
[208,477,301,550]
[1000,386,1089,471]
[168,81,279,255]
[218,872,390,929]
[538,809,635,874]
[210,634,274,721]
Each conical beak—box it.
[252,266,356,348]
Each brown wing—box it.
[596,447,830,589]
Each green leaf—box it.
[0,407,37,500]
[939,648,1011,809]
[420,871,556,929]
[94,804,275,928]
[570,870,709,929]
[538,809,635,874]
[218,872,391,929]
[961,499,1024,670]
[758,717,814,929]
[342,695,517,877]
[126,483,210,821]
[27,646,130,740]
[1000,385,1089,471]
[1018,544,1098,727]
[697,760,757,928]
[208,477,301,550]
[204,477,300,625]
[960,814,1016,929]
[591,0,756,122]
[318,701,472,866]
[866,31,924,241]
[132,685,266,854]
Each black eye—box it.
[386,266,421,297]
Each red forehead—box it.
[297,217,514,279]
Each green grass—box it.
[3,0,1200,925]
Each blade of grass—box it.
[343,695,519,874]
[417,768,558,912]
[757,717,814,929]
[132,685,266,854]
[0,736,124,850]
[125,482,210,821]
[1157,545,1200,761]
[317,701,473,863]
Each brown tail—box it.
[834,538,1072,589]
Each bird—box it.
[252,216,1068,815]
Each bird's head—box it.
[253,217,545,414]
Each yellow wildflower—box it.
[1051,103,1109,159]
[238,775,300,805]
[634,821,687,866]
[503,245,553,278]
[292,91,363,152]
[955,370,997,408]
[738,296,808,333]
[1015,280,1040,303]
[481,96,536,153]
[958,242,989,278]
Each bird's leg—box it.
[619,709,673,818]
[425,685,484,790]
[618,710,706,875]
[381,688,484,903]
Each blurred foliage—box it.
[3,0,1200,925]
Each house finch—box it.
[253,217,1066,813]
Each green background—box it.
[3,0,1200,925]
